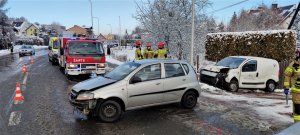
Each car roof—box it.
[134,59,189,65]
[230,56,275,61]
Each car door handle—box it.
[182,79,186,81]
[156,83,161,85]
[256,72,259,77]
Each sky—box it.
[4,0,300,35]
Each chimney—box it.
[272,3,278,10]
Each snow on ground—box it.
[200,82,294,124]
[0,45,48,57]
[106,55,124,65]
[110,46,136,61]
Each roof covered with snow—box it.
[279,4,297,19]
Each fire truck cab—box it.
[58,38,106,76]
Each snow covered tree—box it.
[135,0,213,63]
[0,0,15,49]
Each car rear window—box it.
[182,64,189,74]
[164,63,185,78]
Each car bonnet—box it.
[72,76,117,92]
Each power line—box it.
[208,0,250,14]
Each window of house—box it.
[165,63,185,78]
[242,60,257,72]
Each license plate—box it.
[86,66,95,69]
[201,70,218,77]
[85,70,92,73]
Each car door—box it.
[239,60,263,88]
[162,63,187,102]
[127,63,163,108]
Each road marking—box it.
[14,100,24,105]
[22,72,28,85]
[8,112,21,126]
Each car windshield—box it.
[69,42,104,56]
[216,57,246,69]
[104,62,141,81]
[53,40,60,49]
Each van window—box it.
[182,64,189,74]
[242,60,257,72]
[165,63,185,78]
[133,64,161,82]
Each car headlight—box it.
[97,63,105,68]
[76,92,94,100]
[68,64,77,69]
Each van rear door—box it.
[239,60,264,88]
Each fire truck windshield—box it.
[53,40,60,49]
[69,42,104,56]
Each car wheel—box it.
[98,100,122,122]
[228,79,239,92]
[181,91,198,109]
[265,80,276,92]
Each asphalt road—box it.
[0,49,272,135]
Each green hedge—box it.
[205,30,297,62]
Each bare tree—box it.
[135,0,213,61]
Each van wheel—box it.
[228,80,239,92]
[265,80,276,92]
[181,91,197,109]
[98,100,122,122]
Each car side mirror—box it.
[131,76,142,84]
[48,46,52,50]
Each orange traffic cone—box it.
[22,65,27,73]
[14,83,24,101]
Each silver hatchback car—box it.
[69,59,201,122]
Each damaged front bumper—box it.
[200,69,229,87]
[68,92,100,115]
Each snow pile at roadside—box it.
[200,83,293,124]
[106,55,124,65]
[110,47,135,62]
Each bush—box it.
[205,30,297,62]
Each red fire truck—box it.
[58,38,106,76]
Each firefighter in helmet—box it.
[135,41,143,60]
[284,48,300,123]
[154,41,167,59]
[143,43,154,59]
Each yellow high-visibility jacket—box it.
[143,49,154,59]
[154,48,167,59]
[135,48,143,60]
[284,60,300,88]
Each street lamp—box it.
[93,17,99,35]
[88,0,93,31]
[190,0,195,65]
[107,24,112,34]
[107,24,112,41]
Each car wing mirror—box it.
[131,76,142,84]
[48,46,52,50]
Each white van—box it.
[200,56,279,92]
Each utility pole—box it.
[190,0,195,65]
[119,16,121,49]
[88,0,94,36]
[93,17,99,35]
